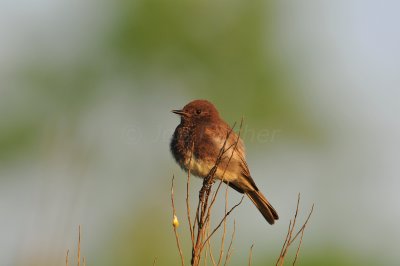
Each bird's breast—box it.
[183,154,241,183]
[184,155,212,178]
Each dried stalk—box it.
[223,220,236,266]
[216,184,230,266]
[276,194,314,266]
[171,176,185,266]
[78,225,81,266]
[65,249,69,266]
[248,244,254,266]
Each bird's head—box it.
[172,99,220,124]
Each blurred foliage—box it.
[3,0,320,163]
[1,0,321,165]
[1,64,98,163]
[253,252,382,266]
[112,0,318,139]
[92,205,179,265]
[0,122,39,162]
[21,64,99,114]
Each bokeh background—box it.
[1,0,399,265]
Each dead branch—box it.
[187,142,195,247]
[201,196,244,250]
[65,249,69,266]
[292,228,305,265]
[78,225,81,266]
[223,220,236,266]
[65,225,86,266]
[276,194,314,266]
[217,183,230,266]
[171,175,185,266]
[248,244,254,266]
[205,222,217,266]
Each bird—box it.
[170,99,278,224]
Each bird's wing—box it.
[222,125,260,191]
[236,147,259,191]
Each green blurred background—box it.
[1,0,399,265]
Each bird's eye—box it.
[196,109,202,115]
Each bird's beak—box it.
[172,109,189,117]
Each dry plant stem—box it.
[206,222,217,266]
[277,204,296,265]
[171,176,185,266]
[201,220,210,266]
[290,204,314,265]
[65,249,69,266]
[201,196,244,250]
[288,203,314,246]
[66,225,86,266]
[279,196,301,261]
[153,257,158,266]
[276,194,314,266]
[223,220,236,266]
[292,229,305,265]
[207,242,217,266]
[187,142,195,247]
[216,184,230,266]
[78,225,81,266]
[248,244,254,266]
[278,220,292,262]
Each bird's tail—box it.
[246,190,279,225]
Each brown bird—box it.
[170,99,278,224]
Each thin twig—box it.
[224,220,236,266]
[171,176,185,266]
[217,183,230,266]
[291,203,314,265]
[78,225,81,266]
[292,229,304,265]
[202,220,209,266]
[201,196,244,249]
[276,194,314,266]
[153,256,158,266]
[248,244,254,266]
[65,249,69,266]
[288,204,314,246]
[207,241,217,266]
[287,195,301,245]
[278,219,292,261]
[276,195,300,266]
[206,215,217,266]
[187,141,195,247]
